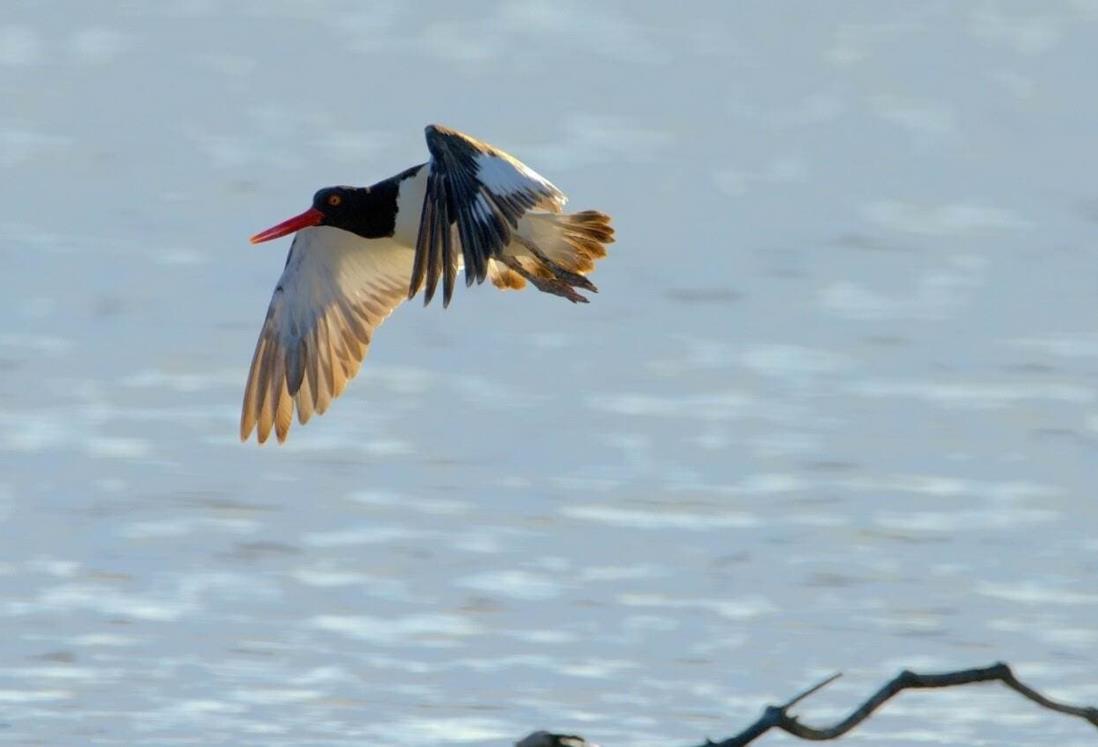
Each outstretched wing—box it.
[241,227,412,444]
[411,124,567,306]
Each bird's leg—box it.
[499,256,590,304]
[512,235,598,293]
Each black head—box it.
[251,183,398,244]
[311,186,364,227]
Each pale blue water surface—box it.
[2,2,1097,745]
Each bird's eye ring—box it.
[328,194,342,207]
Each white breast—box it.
[392,164,429,247]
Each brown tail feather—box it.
[490,210,614,302]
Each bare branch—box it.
[702,662,1097,746]
[517,661,1098,747]
[782,672,842,710]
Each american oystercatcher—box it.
[241,124,615,444]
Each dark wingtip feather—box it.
[423,183,440,306]
[439,176,456,307]
[409,197,430,300]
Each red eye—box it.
[328,194,342,207]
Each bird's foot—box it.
[500,256,594,303]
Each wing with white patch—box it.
[241,226,412,444]
[411,124,567,306]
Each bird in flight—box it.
[241,124,615,444]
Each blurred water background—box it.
[2,1,1098,745]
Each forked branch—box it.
[702,661,1097,746]
[516,662,1098,747]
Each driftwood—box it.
[516,662,1098,747]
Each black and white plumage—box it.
[241,124,615,444]
[413,124,566,305]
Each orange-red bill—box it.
[250,207,324,244]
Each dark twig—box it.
[516,662,1098,747]
[703,661,1097,746]
[783,672,843,710]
